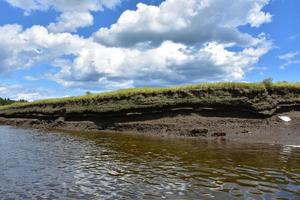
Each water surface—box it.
[0,126,299,199]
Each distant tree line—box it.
[0,97,27,106]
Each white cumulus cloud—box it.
[93,0,272,47]
[5,0,122,32]
[0,84,57,101]
[0,0,273,94]
[0,24,271,90]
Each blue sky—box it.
[0,0,299,100]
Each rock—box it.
[56,117,65,122]
[108,170,119,176]
[278,116,291,122]
[189,128,208,137]
[212,132,226,137]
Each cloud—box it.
[278,51,299,60]
[0,84,57,101]
[0,24,271,90]
[93,0,272,47]
[278,51,300,69]
[0,24,85,73]
[0,0,273,92]
[287,34,299,41]
[5,0,122,32]
[47,11,94,33]
[0,24,32,73]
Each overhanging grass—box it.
[1,82,300,111]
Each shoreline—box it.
[1,110,299,145]
[1,82,300,145]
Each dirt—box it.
[2,86,300,119]
[0,109,299,145]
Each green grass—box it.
[1,81,300,111]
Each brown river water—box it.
[0,126,299,199]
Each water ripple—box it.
[0,126,299,199]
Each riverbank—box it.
[0,82,300,144]
[0,109,300,145]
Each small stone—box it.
[55,117,65,122]
[212,132,226,137]
[241,129,249,134]
[278,116,291,122]
[108,170,119,176]
[189,128,208,137]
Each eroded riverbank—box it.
[1,110,300,145]
[1,83,300,145]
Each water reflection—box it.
[0,126,299,199]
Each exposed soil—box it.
[0,109,299,145]
[1,86,300,119]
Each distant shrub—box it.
[262,78,273,88]
[0,98,14,106]
[19,99,27,103]
[0,98,27,106]
[85,91,92,95]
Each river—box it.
[0,126,299,199]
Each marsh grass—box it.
[1,82,300,111]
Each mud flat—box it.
[0,82,300,144]
[0,110,300,145]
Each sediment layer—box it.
[0,83,300,144]
[1,85,300,119]
[0,109,299,145]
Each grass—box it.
[0,81,300,112]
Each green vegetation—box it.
[85,91,93,96]
[0,98,15,106]
[0,82,300,117]
[262,77,274,88]
[0,98,27,106]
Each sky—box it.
[0,0,299,101]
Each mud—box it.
[0,109,299,145]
